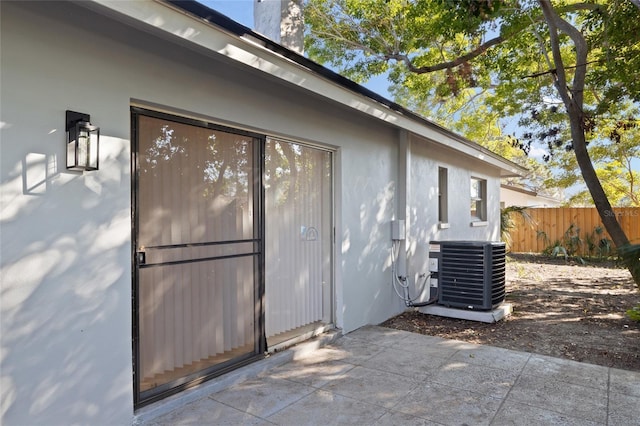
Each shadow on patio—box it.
[136,325,640,425]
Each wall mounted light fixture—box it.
[66,110,99,171]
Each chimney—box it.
[254,0,304,54]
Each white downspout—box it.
[396,129,410,280]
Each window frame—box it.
[470,177,487,222]
[438,167,449,227]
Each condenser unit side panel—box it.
[489,244,507,308]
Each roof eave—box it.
[84,0,527,177]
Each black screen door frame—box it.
[131,107,266,408]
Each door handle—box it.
[137,251,146,265]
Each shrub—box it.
[627,304,640,322]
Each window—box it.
[470,177,487,221]
[438,167,448,224]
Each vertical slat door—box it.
[264,139,332,343]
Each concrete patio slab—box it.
[320,365,420,409]
[142,325,640,425]
[359,346,447,381]
[339,326,412,347]
[491,399,604,426]
[262,358,356,388]
[427,360,520,399]
[396,333,470,359]
[265,389,387,425]
[208,376,315,418]
[507,373,608,424]
[607,391,640,426]
[325,337,387,364]
[609,367,640,397]
[521,354,609,390]
[448,342,531,372]
[145,397,267,426]
[392,382,503,425]
[372,410,441,425]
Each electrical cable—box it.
[390,241,411,301]
[391,240,438,307]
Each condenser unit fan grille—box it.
[438,241,506,310]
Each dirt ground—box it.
[381,253,640,371]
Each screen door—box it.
[132,109,263,405]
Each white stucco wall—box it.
[1,4,134,425]
[0,3,401,423]
[407,136,502,280]
[1,2,512,424]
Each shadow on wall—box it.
[341,176,400,328]
[1,132,133,424]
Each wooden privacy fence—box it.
[508,207,640,255]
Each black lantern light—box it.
[66,110,99,171]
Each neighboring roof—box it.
[86,0,526,177]
[500,183,564,205]
[500,183,537,197]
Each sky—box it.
[202,1,253,28]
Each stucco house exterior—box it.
[0,1,525,424]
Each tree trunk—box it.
[568,110,630,242]
[540,0,639,285]
[569,113,639,285]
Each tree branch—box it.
[552,12,588,108]
[308,0,604,79]
[378,1,600,75]
[539,2,569,102]
[521,59,602,79]
[383,35,504,73]
[525,8,555,73]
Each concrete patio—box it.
[137,325,640,425]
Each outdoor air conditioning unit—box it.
[430,241,506,310]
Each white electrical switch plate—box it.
[428,258,438,272]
